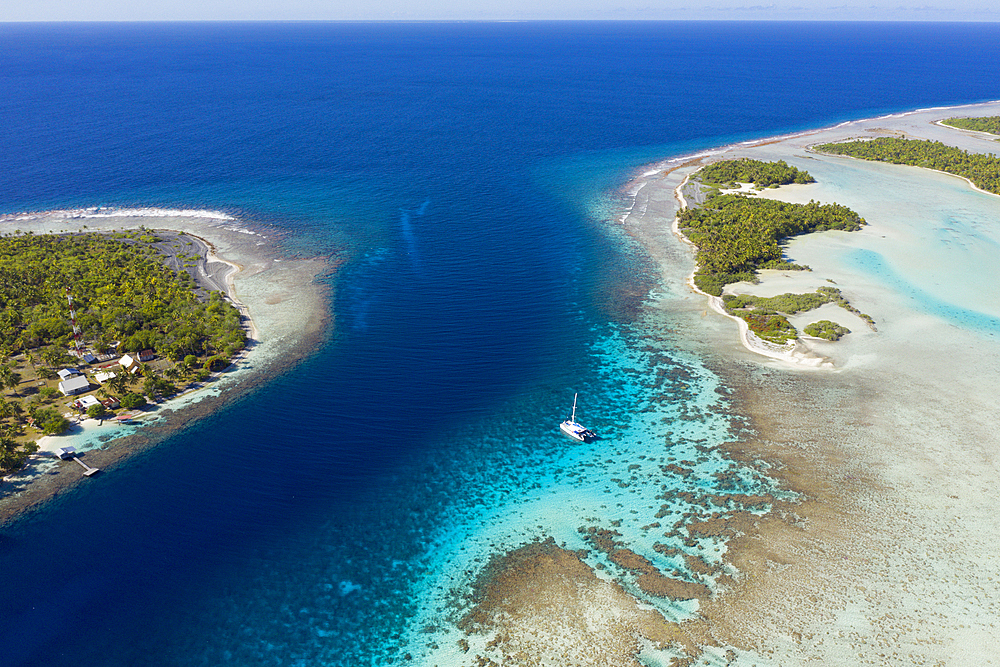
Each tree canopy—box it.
[815,137,1000,195]
[696,158,815,188]
[0,230,250,477]
[940,116,1000,136]
[677,193,865,296]
[0,231,246,362]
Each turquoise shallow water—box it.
[845,248,1000,337]
[4,20,1000,667]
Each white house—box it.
[58,374,90,396]
[78,395,101,410]
[57,368,81,381]
[94,370,116,384]
[119,354,139,372]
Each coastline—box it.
[625,100,1000,663]
[0,209,333,525]
[671,173,834,370]
[460,100,1000,665]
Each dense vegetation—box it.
[678,160,874,345]
[722,288,835,345]
[696,158,816,188]
[722,289,838,315]
[804,320,851,341]
[0,230,248,477]
[1,431,38,473]
[721,287,870,344]
[0,231,246,361]
[940,116,1000,136]
[815,137,1000,195]
[677,193,866,296]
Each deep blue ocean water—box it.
[2,21,999,666]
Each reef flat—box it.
[459,101,1000,665]
[0,209,332,524]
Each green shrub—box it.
[120,392,146,410]
[87,404,108,420]
[42,414,70,435]
[739,311,797,344]
[804,320,851,341]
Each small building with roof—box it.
[94,370,117,384]
[58,374,91,396]
[77,395,101,410]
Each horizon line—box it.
[2,17,1000,24]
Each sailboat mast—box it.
[571,393,578,422]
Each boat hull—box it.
[560,420,595,442]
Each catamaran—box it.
[560,393,597,442]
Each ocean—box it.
[2,21,999,666]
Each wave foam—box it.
[1,206,236,223]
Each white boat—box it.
[560,393,596,442]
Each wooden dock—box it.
[56,446,101,477]
[72,457,100,477]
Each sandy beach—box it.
[0,209,333,524]
[456,101,1000,665]
[630,101,1000,664]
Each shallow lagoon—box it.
[5,21,1000,667]
[758,155,1000,326]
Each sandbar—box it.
[464,101,1000,665]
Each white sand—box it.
[617,101,1000,665]
[0,210,330,512]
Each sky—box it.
[2,0,1000,22]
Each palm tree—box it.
[0,365,21,398]
[24,349,37,377]
[108,370,129,396]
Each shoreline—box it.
[0,208,333,525]
[462,100,1000,665]
[630,100,1000,663]
[639,99,1000,370]
[671,173,835,370]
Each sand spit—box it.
[0,210,333,524]
[464,101,1000,665]
[672,176,835,370]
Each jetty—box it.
[57,447,101,477]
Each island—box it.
[815,135,1000,194]
[449,101,1000,665]
[674,157,873,351]
[0,209,332,523]
[0,229,248,474]
[940,115,1000,136]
